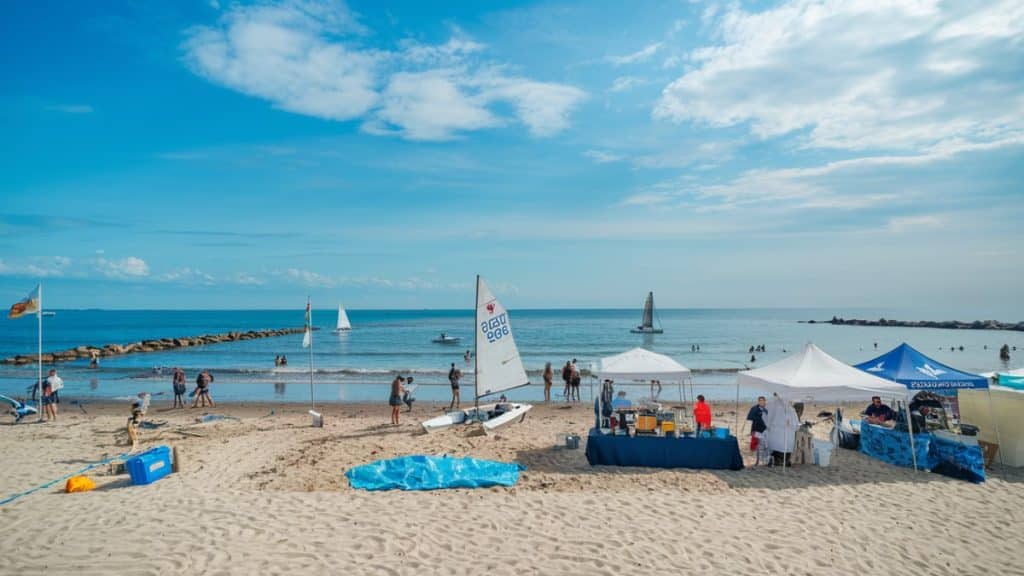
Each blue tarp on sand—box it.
[345,455,525,491]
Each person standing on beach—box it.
[448,363,462,410]
[41,369,62,421]
[192,370,215,408]
[542,362,553,403]
[172,367,187,409]
[390,376,405,425]
[650,379,662,401]
[570,360,581,403]
[694,395,712,432]
[746,396,768,451]
[561,361,572,402]
[464,350,472,366]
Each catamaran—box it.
[630,291,664,334]
[422,276,532,433]
[335,305,351,332]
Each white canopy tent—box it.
[598,347,692,408]
[735,342,917,469]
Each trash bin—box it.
[812,439,833,467]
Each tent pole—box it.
[733,378,740,435]
[904,400,918,471]
[984,386,1005,469]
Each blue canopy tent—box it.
[854,342,998,476]
[854,343,988,391]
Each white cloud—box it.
[609,76,642,93]
[183,0,585,141]
[157,267,216,285]
[0,256,72,278]
[95,256,149,279]
[608,42,662,65]
[655,0,1024,153]
[45,104,93,114]
[372,69,501,141]
[182,0,379,122]
[584,149,624,164]
[887,214,946,232]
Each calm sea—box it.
[1,308,1021,404]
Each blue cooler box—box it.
[126,445,173,485]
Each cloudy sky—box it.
[2,0,1022,314]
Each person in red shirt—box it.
[694,395,712,432]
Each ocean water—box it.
[1,308,1021,405]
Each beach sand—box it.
[1,399,1021,575]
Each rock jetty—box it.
[0,327,313,365]
[801,317,1024,331]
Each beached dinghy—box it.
[335,304,351,332]
[422,276,532,433]
[630,291,664,334]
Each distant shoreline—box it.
[803,317,1024,331]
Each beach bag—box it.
[66,476,96,493]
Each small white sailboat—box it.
[335,305,352,332]
[431,333,461,344]
[630,291,664,334]
[422,276,532,433]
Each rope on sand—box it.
[0,452,133,507]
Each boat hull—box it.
[421,403,532,433]
[432,338,461,344]
[630,328,664,334]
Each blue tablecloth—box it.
[585,429,744,470]
[859,423,985,483]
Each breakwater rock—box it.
[1,327,315,365]
[801,317,1024,331]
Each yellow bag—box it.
[65,476,96,493]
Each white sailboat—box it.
[335,305,352,332]
[422,276,533,433]
[630,291,664,334]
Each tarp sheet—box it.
[855,343,988,390]
[345,455,524,491]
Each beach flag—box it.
[8,285,41,319]
[302,297,312,348]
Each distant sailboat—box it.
[335,305,352,332]
[630,291,664,334]
[422,276,532,433]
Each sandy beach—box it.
[1,399,1021,575]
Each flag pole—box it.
[37,284,43,422]
[307,297,315,413]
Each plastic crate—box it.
[126,445,173,486]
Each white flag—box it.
[302,297,312,348]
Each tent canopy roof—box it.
[737,342,908,401]
[598,347,691,382]
[854,343,988,390]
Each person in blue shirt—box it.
[746,396,768,451]
[610,391,632,411]
[864,396,894,424]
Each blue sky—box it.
[2,0,1022,314]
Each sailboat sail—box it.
[336,305,351,331]
[475,276,529,398]
[640,292,654,329]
